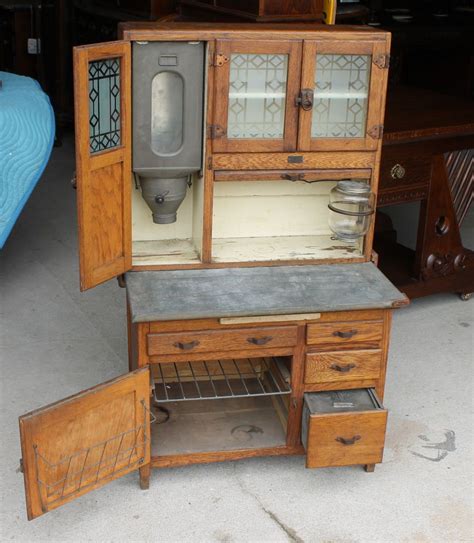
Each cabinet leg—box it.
[139,464,151,490]
[364,464,376,473]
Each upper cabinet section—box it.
[212,40,302,153]
[208,32,390,153]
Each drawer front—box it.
[379,145,431,193]
[305,350,382,384]
[306,321,383,349]
[305,410,387,468]
[147,326,298,356]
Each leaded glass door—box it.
[212,40,302,152]
[298,41,389,151]
[73,41,132,290]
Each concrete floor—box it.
[1,136,473,543]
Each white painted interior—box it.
[131,173,204,266]
[212,180,364,262]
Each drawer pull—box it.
[333,330,357,339]
[336,435,361,446]
[173,340,200,351]
[247,336,273,346]
[330,363,356,373]
[390,163,406,180]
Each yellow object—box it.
[323,0,336,24]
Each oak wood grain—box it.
[19,369,150,519]
[305,350,382,384]
[74,41,132,291]
[306,320,384,349]
[305,410,387,468]
[147,326,298,356]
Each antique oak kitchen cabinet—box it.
[18,23,408,520]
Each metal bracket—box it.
[208,124,226,139]
[367,124,384,139]
[213,53,229,67]
[373,54,390,69]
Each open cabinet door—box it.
[19,368,150,520]
[74,42,132,291]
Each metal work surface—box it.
[126,262,407,322]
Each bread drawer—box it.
[306,321,383,349]
[305,350,382,384]
[302,389,387,468]
[147,326,298,356]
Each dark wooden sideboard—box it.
[375,87,474,300]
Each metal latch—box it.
[295,89,314,111]
[373,54,390,69]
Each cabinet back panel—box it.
[213,180,336,238]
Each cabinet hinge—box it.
[367,124,384,139]
[19,458,24,473]
[207,155,213,170]
[212,53,229,67]
[373,54,390,69]
[207,124,226,139]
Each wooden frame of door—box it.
[298,40,389,152]
[212,39,302,153]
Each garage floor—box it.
[1,137,473,542]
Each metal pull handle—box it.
[330,363,356,373]
[333,330,358,339]
[173,340,200,350]
[390,163,406,180]
[281,173,305,182]
[336,435,361,446]
[295,89,314,111]
[247,336,273,346]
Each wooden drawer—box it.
[147,326,298,356]
[379,144,431,193]
[306,321,383,349]
[302,389,387,468]
[305,350,382,384]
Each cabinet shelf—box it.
[153,357,291,402]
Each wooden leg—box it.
[364,464,376,473]
[139,464,151,490]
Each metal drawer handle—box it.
[333,330,358,339]
[173,340,200,350]
[247,336,273,346]
[390,163,406,180]
[330,363,356,373]
[336,435,361,446]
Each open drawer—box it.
[302,388,387,469]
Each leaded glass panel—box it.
[311,54,370,139]
[227,53,288,139]
[88,58,121,153]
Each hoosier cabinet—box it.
[18,23,408,520]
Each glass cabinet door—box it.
[212,40,302,153]
[298,41,389,151]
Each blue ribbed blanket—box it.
[0,72,55,248]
